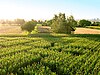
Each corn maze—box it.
[0,34,100,75]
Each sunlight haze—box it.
[0,0,100,20]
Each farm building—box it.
[62,25,75,34]
[37,26,51,33]
[70,26,75,34]
[37,26,75,34]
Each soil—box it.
[75,28,100,34]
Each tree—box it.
[21,21,36,33]
[37,20,43,24]
[42,20,47,26]
[46,20,52,26]
[91,22,100,26]
[51,13,68,33]
[51,13,76,33]
[78,19,91,27]
[42,20,52,26]
[95,22,100,26]
[67,15,77,28]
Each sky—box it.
[0,0,100,20]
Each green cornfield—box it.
[0,34,100,75]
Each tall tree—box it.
[67,15,77,28]
[51,13,76,33]
[51,13,67,33]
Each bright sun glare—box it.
[0,4,53,20]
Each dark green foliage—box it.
[78,19,91,27]
[51,13,68,33]
[95,22,100,26]
[37,20,52,26]
[44,20,52,26]
[21,21,36,33]
[51,42,55,47]
[51,13,76,34]
[91,22,100,26]
[67,15,77,28]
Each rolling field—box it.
[0,34,100,75]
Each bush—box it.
[78,19,91,27]
[21,21,36,33]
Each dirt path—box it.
[75,28,100,34]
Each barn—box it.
[37,26,75,34]
[37,26,51,33]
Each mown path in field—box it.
[75,28,100,34]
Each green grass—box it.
[86,26,100,30]
[0,34,100,75]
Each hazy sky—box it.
[0,0,100,20]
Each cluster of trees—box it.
[78,19,100,27]
[51,13,77,33]
[21,13,100,34]
[51,13,67,33]
[21,13,77,34]
[91,22,100,26]
[0,19,25,25]
[78,19,91,27]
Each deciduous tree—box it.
[78,19,91,27]
[51,13,76,33]
[21,21,36,33]
[51,13,67,33]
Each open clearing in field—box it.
[75,28,100,34]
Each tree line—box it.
[0,19,25,25]
[21,13,100,34]
[78,19,100,27]
[1,13,100,34]
[21,13,77,34]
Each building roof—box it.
[37,26,51,33]
[70,26,75,31]
[38,26,51,29]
